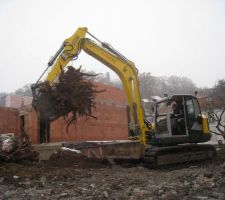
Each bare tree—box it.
[0,92,7,106]
[206,79,225,139]
[208,110,225,139]
[14,84,32,97]
[138,73,197,98]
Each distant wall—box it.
[5,95,32,109]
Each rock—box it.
[137,166,145,170]
[0,177,4,183]
[212,192,225,200]
[189,166,198,169]
[126,186,133,195]
[160,194,168,199]
[194,196,209,200]
[170,190,177,195]
[158,189,164,195]
[209,182,215,188]
[102,191,109,198]
[193,182,200,190]
[3,190,17,198]
[222,162,225,169]
[19,180,32,186]
[40,176,46,185]
[204,172,214,178]
[58,192,68,198]
[128,195,136,200]
[220,169,225,175]
[2,137,18,153]
[140,190,148,197]
[133,188,141,193]
[183,180,190,186]
[45,189,53,195]
[165,189,180,200]
[80,188,88,191]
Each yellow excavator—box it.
[31,27,215,166]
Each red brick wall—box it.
[13,83,128,144]
[50,83,128,142]
[197,96,208,110]
[19,105,39,144]
[197,96,224,111]
[0,106,19,134]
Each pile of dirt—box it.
[47,149,109,168]
[0,147,225,200]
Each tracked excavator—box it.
[31,27,215,166]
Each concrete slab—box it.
[33,142,62,160]
[62,140,145,159]
[33,140,145,161]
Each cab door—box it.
[184,96,203,133]
[155,100,172,138]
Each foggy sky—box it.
[0,0,225,92]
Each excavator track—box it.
[144,144,216,168]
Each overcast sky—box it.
[0,0,225,92]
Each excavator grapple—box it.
[32,82,64,121]
[32,66,101,125]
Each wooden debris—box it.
[0,129,39,162]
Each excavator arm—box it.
[32,27,149,145]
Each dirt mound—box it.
[1,147,225,200]
[47,149,109,168]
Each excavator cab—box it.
[149,94,211,146]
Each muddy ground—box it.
[1,147,225,200]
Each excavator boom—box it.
[32,27,148,144]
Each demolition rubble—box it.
[0,146,225,200]
[0,131,38,163]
